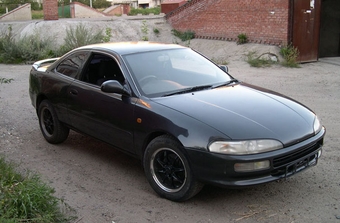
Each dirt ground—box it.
[0,18,340,223]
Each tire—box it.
[38,100,69,144]
[143,135,204,201]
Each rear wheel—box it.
[143,135,203,201]
[38,100,69,144]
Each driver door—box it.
[66,52,135,153]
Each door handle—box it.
[69,89,78,95]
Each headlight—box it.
[313,116,322,134]
[209,140,283,155]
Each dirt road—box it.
[0,55,339,222]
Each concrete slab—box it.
[319,57,340,66]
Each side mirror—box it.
[219,65,228,73]
[101,80,130,95]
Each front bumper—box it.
[186,127,325,188]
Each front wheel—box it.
[143,135,203,201]
[38,100,69,144]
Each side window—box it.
[56,52,88,78]
[82,53,124,86]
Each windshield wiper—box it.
[212,79,239,89]
[163,84,213,97]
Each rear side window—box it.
[56,52,88,78]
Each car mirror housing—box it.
[219,65,228,73]
[101,80,130,95]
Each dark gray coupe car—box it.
[29,42,325,201]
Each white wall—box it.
[0,3,32,21]
[73,2,106,18]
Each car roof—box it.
[77,42,186,55]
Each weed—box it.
[0,25,14,51]
[59,24,104,54]
[0,26,57,64]
[0,24,110,64]
[153,28,160,36]
[246,51,277,67]
[141,20,149,41]
[280,44,300,67]
[0,78,13,84]
[103,27,112,43]
[171,29,195,42]
[237,33,248,44]
[0,156,75,222]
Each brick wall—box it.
[43,0,58,20]
[166,0,290,45]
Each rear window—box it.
[56,52,88,78]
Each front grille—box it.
[273,141,321,168]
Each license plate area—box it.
[284,149,321,179]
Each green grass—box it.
[0,157,74,223]
[128,7,160,15]
[32,10,44,19]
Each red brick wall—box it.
[43,0,58,20]
[166,0,290,45]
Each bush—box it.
[0,29,57,64]
[280,44,300,67]
[0,157,73,223]
[31,2,42,10]
[93,0,111,9]
[59,24,105,55]
[0,24,110,63]
[129,7,160,15]
[237,33,248,44]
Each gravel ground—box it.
[0,18,340,223]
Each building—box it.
[166,0,340,62]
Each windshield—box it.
[123,48,233,97]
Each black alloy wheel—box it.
[144,135,203,201]
[151,148,186,193]
[38,100,69,144]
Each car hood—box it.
[152,83,316,146]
